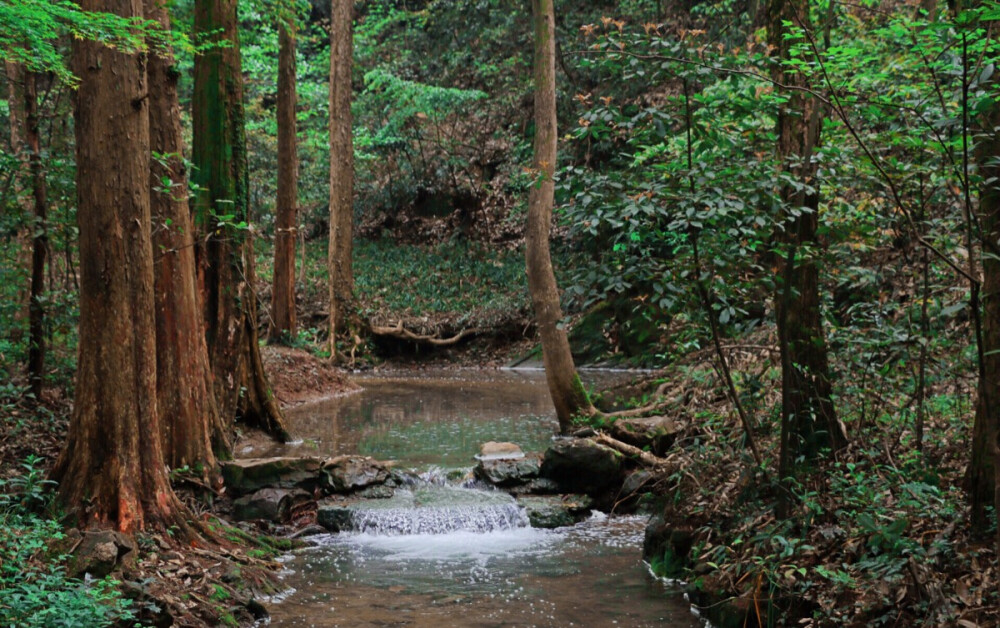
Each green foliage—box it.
[354,238,528,321]
[0,464,134,627]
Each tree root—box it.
[369,320,479,346]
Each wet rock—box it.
[507,477,561,495]
[478,441,524,459]
[540,438,621,494]
[474,453,541,487]
[387,467,419,487]
[66,530,136,579]
[517,494,594,528]
[322,455,390,492]
[246,598,269,620]
[221,457,325,496]
[316,500,354,532]
[232,488,312,523]
[357,484,395,499]
[609,416,684,456]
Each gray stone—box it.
[540,438,621,494]
[478,441,524,459]
[517,494,594,529]
[66,530,136,579]
[232,488,311,522]
[609,416,685,456]
[322,455,390,492]
[356,484,395,499]
[221,457,325,496]
[316,500,354,532]
[474,453,541,487]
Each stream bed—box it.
[247,369,701,627]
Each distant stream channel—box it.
[244,369,702,628]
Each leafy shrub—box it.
[0,463,134,628]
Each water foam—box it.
[337,484,529,536]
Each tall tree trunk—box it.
[5,61,30,356]
[527,0,596,433]
[270,19,298,343]
[970,55,1000,536]
[6,61,23,153]
[24,71,47,398]
[147,0,226,473]
[768,0,847,480]
[193,0,288,441]
[328,0,355,358]
[51,0,190,534]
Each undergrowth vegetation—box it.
[0,461,134,628]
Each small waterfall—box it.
[339,484,528,535]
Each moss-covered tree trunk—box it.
[527,0,596,433]
[270,18,298,343]
[147,0,226,473]
[768,0,847,480]
[328,0,355,358]
[24,71,47,399]
[193,0,288,441]
[51,0,191,534]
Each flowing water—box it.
[249,369,702,628]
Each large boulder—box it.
[221,457,325,496]
[322,455,390,492]
[475,454,541,487]
[609,416,685,456]
[232,488,312,522]
[540,438,621,494]
[516,494,594,529]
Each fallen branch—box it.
[595,432,671,468]
[370,320,480,346]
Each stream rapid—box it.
[246,369,702,627]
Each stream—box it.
[245,369,702,627]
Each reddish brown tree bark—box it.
[193,0,288,440]
[527,0,597,433]
[270,19,299,343]
[768,0,847,480]
[146,0,227,473]
[328,0,355,358]
[51,0,190,533]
